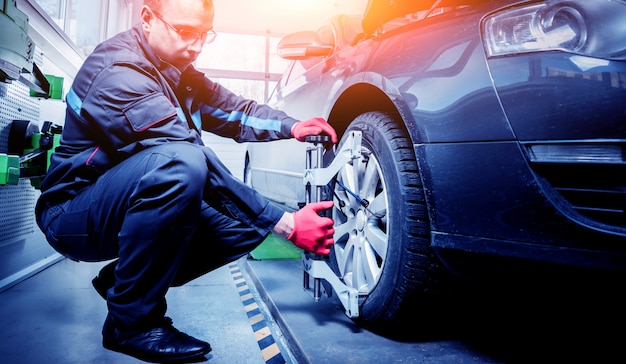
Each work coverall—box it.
[35,23,299,332]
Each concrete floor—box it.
[0,254,498,364]
[2,254,625,364]
[0,258,293,364]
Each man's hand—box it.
[287,201,335,255]
[291,117,338,144]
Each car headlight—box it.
[483,0,626,60]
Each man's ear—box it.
[140,6,154,33]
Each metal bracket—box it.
[302,254,360,318]
[0,120,62,188]
[301,131,362,318]
[303,131,362,191]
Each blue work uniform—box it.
[35,24,298,332]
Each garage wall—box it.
[0,1,93,291]
[0,63,61,291]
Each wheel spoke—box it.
[368,191,387,216]
[351,244,365,290]
[333,218,353,241]
[337,166,360,210]
[341,237,357,285]
[360,155,379,199]
[361,241,381,285]
[341,160,359,198]
[364,221,387,259]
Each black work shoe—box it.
[92,260,117,299]
[102,315,211,363]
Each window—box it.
[33,0,65,27]
[32,0,132,56]
[195,33,291,103]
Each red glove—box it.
[287,201,335,255]
[291,117,338,144]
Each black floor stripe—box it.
[229,263,286,364]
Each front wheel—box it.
[330,112,440,333]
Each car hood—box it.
[362,0,496,34]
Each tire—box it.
[329,111,440,333]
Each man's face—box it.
[142,0,215,71]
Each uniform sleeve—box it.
[81,62,201,155]
[195,78,299,142]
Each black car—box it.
[245,0,626,332]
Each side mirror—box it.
[277,31,334,60]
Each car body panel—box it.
[490,54,626,140]
[247,0,626,271]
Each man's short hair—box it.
[144,0,213,13]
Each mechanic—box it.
[34,0,338,362]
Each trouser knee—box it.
[142,143,208,195]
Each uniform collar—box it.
[132,23,184,87]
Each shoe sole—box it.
[103,338,212,363]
